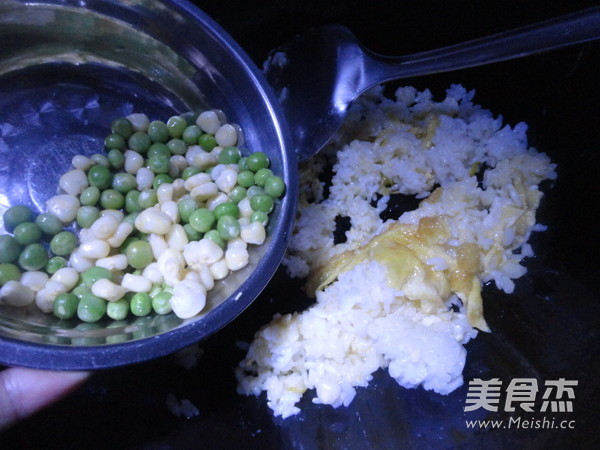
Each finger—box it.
[0,367,90,431]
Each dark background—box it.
[2,0,600,448]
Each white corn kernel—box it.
[148,233,169,259]
[100,209,125,223]
[92,278,127,302]
[227,237,247,250]
[209,259,229,280]
[96,254,128,271]
[59,169,88,196]
[166,224,188,252]
[50,267,79,291]
[214,167,238,194]
[69,250,94,273]
[170,279,206,319]
[171,178,186,200]
[241,221,266,245]
[125,150,144,174]
[107,222,133,248]
[78,228,96,244]
[169,155,187,177]
[196,110,220,134]
[0,281,35,307]
[206,192,230,211]
[135,208,172,234]
[184,239,223,267]
[127,113,149,131]
[225,246,249,271]
[121,273,152,293]
[157,249,186,286]
[190,182,218,202]
[215,124,237,147]
[238,197,253,218]
[72,155,93,171]
[210,146,222,160]
[136,167,155,191]
[142,262,163,284]
[238,217,250,226]
[191,150,217,170]
[79,239,111,259]
[183,172,211,192]
[90,214,121,240]
[35,280,67,313]
[46,194,80,223]
[197,264,215,290]
[232,123,244,147]
[157,183,174,203]
[20,271,49,292]
[160,201,179,223]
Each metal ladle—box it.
[265,7,600,160]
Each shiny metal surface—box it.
[266,7,600,160]
[0,0,297,369]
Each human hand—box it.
[0,367,89,431]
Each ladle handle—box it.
[365,7,600,87]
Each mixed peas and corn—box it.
[0,110,285,323]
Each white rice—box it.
[236,84,556,418]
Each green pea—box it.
[147,155,170,174]
[81,266,112,288]
[53,293,79,320]
[130,292,152,317]
[147,143,171,160]
[106,298,130,321]
[247,152,270,172]
[180,112,199,125]
[104,133,126,151]
[189,208,216,233]
[254,168,273,187]
[183,223,202,241]
[77,206,100,228]
[46,256,67,275]
[112,173,136,194]
[177,198,198,223]
[238,156,249,171]
[152,291,172,315]
[237,170,255,188]
[71,285,92,299]
[0,235,21,263]
[13,222,41,246]
[50,231,78,256]
[250,211,269,226]
[204,229,225,248]
[198,133,216,151]
[77,292,106,323]
[34,213,63,236]
[138,189,157,209]
[218,146,242,164]
[126,240,153,269]
[79,186,101,206]
[167,138,187,156]
[182,125,202,145]
[153,173,173,190]
[91,153,109,167]
[107,149,125,170]
[88,164,113,190]
[111,117,134,139]
[0,263,21,286]
[250,194,274,213]
[264,175,286,198]
[18,243,48,271]
[166,116,187,138]
[181,166,200,180]
[148,120,170,143]
[214,202,240,220]
[3,205,34,232]
[217,215,240,241]
[128,131,152,153]
[100,189,125,210]
[125,190,143,213]
[247,185,265,198]
[229,186,247,204]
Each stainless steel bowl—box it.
[0,0,297,369]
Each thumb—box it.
[0,367,89,431]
